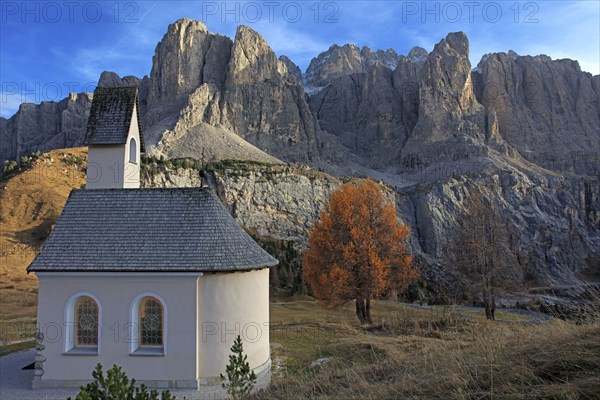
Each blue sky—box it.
[1,0,599,118]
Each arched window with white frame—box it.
[129,137,137,164]
[64,292,101,354]
[129,293,167,355]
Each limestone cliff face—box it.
[222,26,318,162]
[142,159,600,284]
[310,58,422,168]
[141,19,233,146]
[0,93,92,165]
[404,170,600,283]
[141,161,341,244]
[147,19,230,104]
[210,163,341,243]
[474,52,600,176]
[126,19,317,163]
[399,32,488,171]
[304,44,404,88]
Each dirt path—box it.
[396,302,552,324]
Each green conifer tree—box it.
[220,335,257,400]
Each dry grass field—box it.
[262,300,600,400]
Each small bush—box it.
[20,156,32,166]
[69,363,175,400]
[3,160,17,174]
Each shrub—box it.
[3,160,17,174]
[20,155,33,167]
[69,363,175,400]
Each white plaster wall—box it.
[86,145,126,189]
[197,268,270,379]
[36,273,199,383]
[87,103,141,189]
[123,104,141,189]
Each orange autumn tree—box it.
[303,179,417,324]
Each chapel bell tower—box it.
[84,86,145,189]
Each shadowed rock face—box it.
[0,93,92,164]
[304,43,405,88]
[310,63,419,168]
[309,32,488,171]
[474,52,600,176]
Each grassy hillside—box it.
[0,148,86,342]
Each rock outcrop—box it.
[304,44,405,88]
[210,163,341,243]
[402,168,600,283]
[399,32,488,171]
[310,56,422,168]
[278,55,303,83]
[142,18,233,146]
[129,19,317,163]
[221,25,319,161]
[142,160,342,244]
[474,52,600,176]
[0,93,92,165]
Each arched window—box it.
[64,292,101,354]
[75,296,99,348]
[139,297,163,347]
[129,293,167,355]
[129,137,137,163]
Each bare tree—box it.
[449,191,523,320]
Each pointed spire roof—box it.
[85,86,145,152]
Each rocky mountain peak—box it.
[475,46,600,174]
[436,31,470,57]
[219,24,318,161]
[420,32,479,114]
[228,25,278,83]
[172,17,208,31]
[148,18,231,105]
[305,42,402,87]
[407,46,428,64]
[98,71,142,88]
[278,55,303,83]
[398,31,485,170]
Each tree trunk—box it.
[355,297,373,325]
[483,292,492,320]
[490,293,496,321]
[365,298,372,324]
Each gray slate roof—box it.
[27,188,278,273]
[85,86,145,152]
